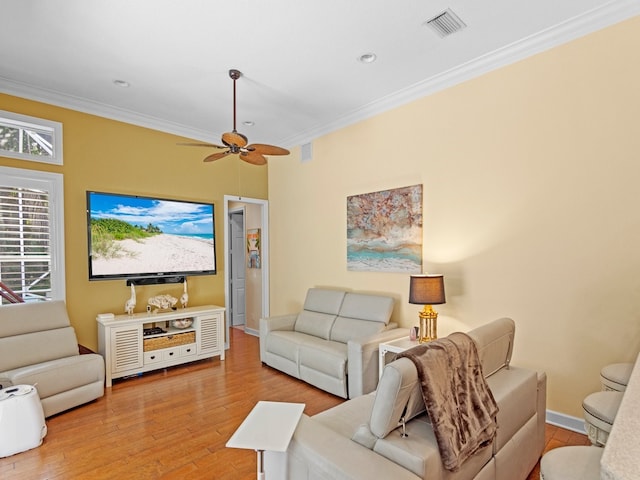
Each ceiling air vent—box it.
[424,9,466,38]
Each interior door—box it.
[230,210,246,326]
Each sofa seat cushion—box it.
[372,413,493,478]
[486,366,538,452]
[4,354,105,399]
[298,340,348,378]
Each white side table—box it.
[226,401,305,480]
[378,336,419,379]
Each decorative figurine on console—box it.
[124,283,136,315]
[180,279,189,309]
[147,294,178,313]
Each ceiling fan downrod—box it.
[229,69,242,133]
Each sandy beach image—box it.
[91,234,215,275]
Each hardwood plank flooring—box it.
[1,327,589,479]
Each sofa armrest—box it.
[264,414,420,480]
[347,327,410,398]
[259,314,298,362]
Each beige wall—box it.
[0,94,268,351]
[268,16,640,417]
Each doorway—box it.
[223,195,270,349]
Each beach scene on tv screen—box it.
[89,193,215,276]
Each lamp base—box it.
[418,305,438,343]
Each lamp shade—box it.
[409,274,445,305]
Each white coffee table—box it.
[226,401,305,480]
[378,336,419,379]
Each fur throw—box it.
[398,332,498,471]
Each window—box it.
[0,110,63,165]
[0,166,65,303]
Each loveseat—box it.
[0,300,105,417]
[265,317,547,479]
[260,288,407,398]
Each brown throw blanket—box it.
[398,332,498,472]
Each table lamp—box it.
[409,274,446,343]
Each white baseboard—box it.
[546,409,586,434]
[244,327,259,337]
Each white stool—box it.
[0,385,47,458]
[582,390,622,446]
[600,362,633,391]
[540,446,602,480]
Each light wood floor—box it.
[0,327,589,479]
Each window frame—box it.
[0,110,64,165]
[0,166,66,302]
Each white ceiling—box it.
[1,1,638,149]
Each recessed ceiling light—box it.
[113,79,130,88]
[358,53,377,64]
[243,121,255,127]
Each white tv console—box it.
[97,305,225,387]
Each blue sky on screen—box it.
[89,193,213,236]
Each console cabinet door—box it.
[111,324,143,373]
[198,313,222,356]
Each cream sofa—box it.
[265,318,547,480]
[0,300,105,417]
[260,288,407,399]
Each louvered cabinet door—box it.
[111,325,143,374]
[197,313,223,358]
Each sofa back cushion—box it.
[330,293,394,344]
[339,293,394,324]
[0,327,80,372]
[0,300,80,372]
[355,317,516,448]
[0,300,71,338]
[294,288,346,340]
[466,317,515,377]
[330,318,387,344]
[364,357,425,440]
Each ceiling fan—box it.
[180,69,290,166]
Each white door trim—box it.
[223,195,270,348]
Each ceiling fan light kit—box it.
[181,69,290,166]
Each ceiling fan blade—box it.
[203,151,232,162]
[178,142,227,149]
[240,151,267,166]
[248,144,290,156]
[222,131,248,148]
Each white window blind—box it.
[0,167,65,304]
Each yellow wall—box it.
[0,94,267,351]
[268,16,640,417]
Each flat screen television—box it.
[87,191,216,282]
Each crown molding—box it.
[280,1,640,147]
[0,77,215,143]
[1,1,639,148]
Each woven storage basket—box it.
[143,331,195,352]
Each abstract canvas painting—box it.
[247,228,261,269]
[347,184,423,272]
